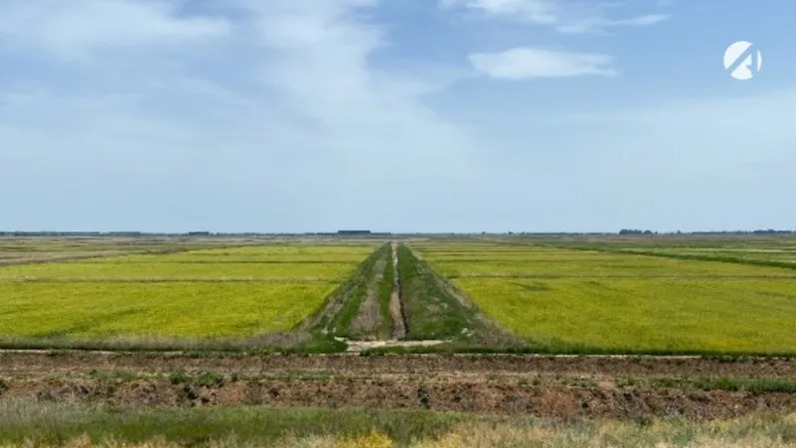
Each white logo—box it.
[724,41,762,80]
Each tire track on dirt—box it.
[350,256,388,339]
[389,242,407,340]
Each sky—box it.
[1,0,794,233]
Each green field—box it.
[0,243,375,340]
[2,236,796,354]
[0,236,248,264]
[548,235,796,268]
[413,240,796,354]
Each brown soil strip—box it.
[1,352,794,378]
[389,243,407,340]
[2,370,795,420]
[349,258,388,339]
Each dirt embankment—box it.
[5,374,795,420]
[2,352,794,378]
[1,352,795,420]
[349,257,388,338]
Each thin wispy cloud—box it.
[0,0,230,58]
[0,0,476,231]
[441,0,670,33]
[469,47,616,79]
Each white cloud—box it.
[441,0,558,23]
[469,47,616,79]
[442,0,670,33]
[237,0,475,171]
[556,13,669,34]
[0,0,478,231]
[0,0,230,57]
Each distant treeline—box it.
[620,229,796,236]
[618,229,656,235]
[0,231,393,237]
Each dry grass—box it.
[2,401,794,448]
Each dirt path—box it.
[389,242,407,340]
[349,257,388,339]
[335,338,447,352]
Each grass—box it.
[306,243,402,342]
[322,245,390,338]
[397,245,496,341]
[377,248,395,340]
[1,401,795,447]
[0,243,376,341]
[0,401,462,447]
[414,241,796,355]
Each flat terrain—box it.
[573,235,796,268]
[0,236,244,265]
[2,235,796,354]
[0,235,795,447]
[414,240,796,355]
[0,242,374,340]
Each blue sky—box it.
[1,0,794,233]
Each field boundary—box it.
[0,243,267,268]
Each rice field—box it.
[0,243,375,340]
[413,240,796,354]
[3,235,796,354]
[0,236,243,264]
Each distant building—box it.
[337,230,372,236]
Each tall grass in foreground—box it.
[0,401,794,447]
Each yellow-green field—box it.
[621,246,796,266]
[0,236,244,264]
[413,240,796,354]
[0,244,375,340]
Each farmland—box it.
[1,234,795,447]
[414,239,796,355]
[0,236,245,265]
[1,235,795,353]
[0,240,375,341]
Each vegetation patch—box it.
[1,401,796,447]
[0,243,375,343]
[397,245,513,345]
[414,240,796,355]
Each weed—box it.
[168,371,189,385]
